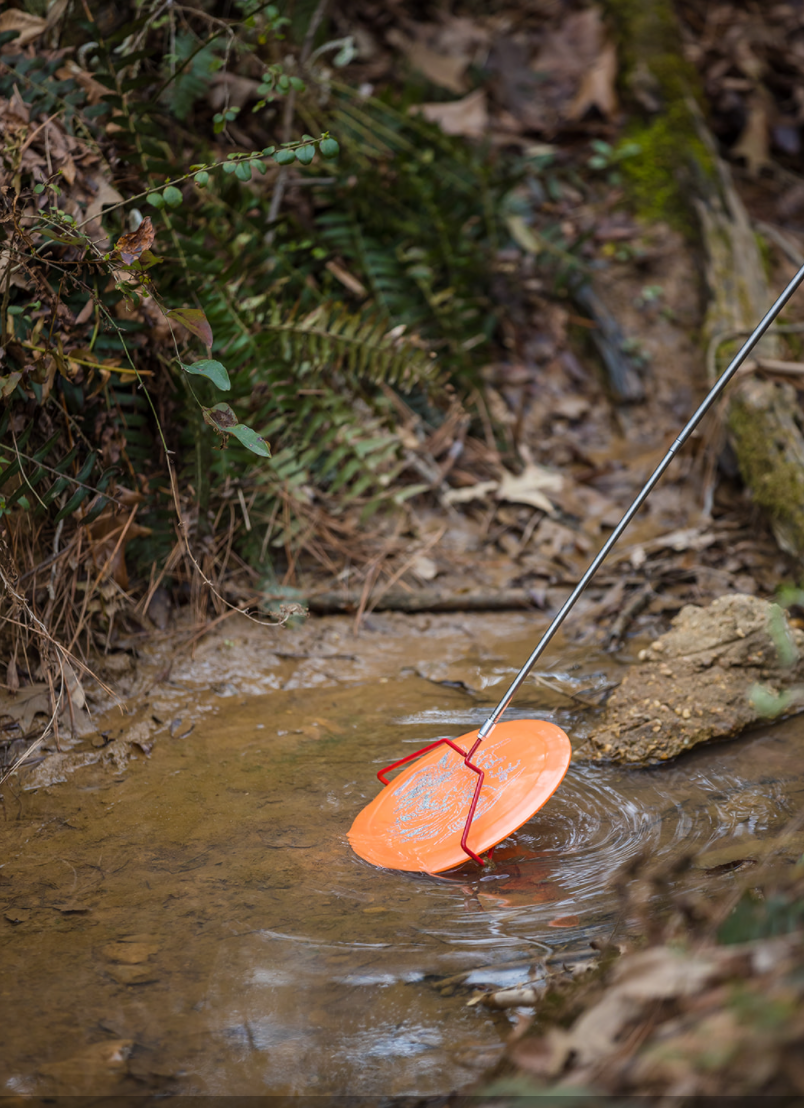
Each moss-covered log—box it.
[604,0,804,558]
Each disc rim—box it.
[348,719,571,873]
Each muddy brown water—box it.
[1,613,803,1098]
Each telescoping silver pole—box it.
[477,262,804,744]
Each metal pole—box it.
[477,262,804,743]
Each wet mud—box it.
[1,612,803,1097]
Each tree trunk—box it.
[604,0,804,557]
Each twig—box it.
[266,0,330,238]
[604,583,655,648]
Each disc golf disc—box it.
[348,719,571,873]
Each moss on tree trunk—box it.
[604,0,804,558]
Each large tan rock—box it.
[576,594,804,764]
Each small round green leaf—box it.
[222,161,237,174]
[146,191,165,208]
[229,422,271,457]
[234,161,252,181]
[33,183,45,194]
[295,144,314,165]
[289,76,305,91]
[194,170,210,187]
[319,137,340,159]
[163,186,183,208]
[273,148,296,165]
[184,359,231,391]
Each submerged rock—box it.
[576,594,804,765]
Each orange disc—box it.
[348,719,571,873]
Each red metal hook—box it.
[377,736,488,867]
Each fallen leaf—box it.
[325,259,367,298]
[497,464,563,514]
[506,214,544,256]
[56,60,114,106]
[88,509,152,590]
[208,73,262,111]
[411,555,438,581]
[0,9,46,47]
[84,175,125,233]
[482,985,543,1009]
[115,217,156,265]
[732,92,772,177]
[387,28,468,93]
[0,684,52,733]
[0,372,22,400]
[443,479,498,505]
[567,41,618,120]
[413,89,489,138]
[6,655,19,693]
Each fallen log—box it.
[305,587,541,614]
[604,0,804,557]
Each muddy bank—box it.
[4,592,802,791]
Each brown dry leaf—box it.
[414,89,488,138]
[386,28,468,94]
[0,9,46,47]
[564,947,724,1068]
[6,655,19,693]
[87,509,151,590]
[442,479,498,505]
[84,175,124,234]
[567,41,618,120]
[8,85,30,125]
[497,463,563,514]
[0,684,52,733]
[114,216,155,264]
[732,92,772,176]
[325,259,367,297]
[208,73,262,111]
[56,61,115,106]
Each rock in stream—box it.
[576,594,804,764]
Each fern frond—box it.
[258,303,437,388]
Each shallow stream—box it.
[2,614,803,1098]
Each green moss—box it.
[755,231,773,280]
[729,399,804,553]
[603,0,718,233]
[618,107,716,230]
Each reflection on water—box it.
[1,634,803,1097]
